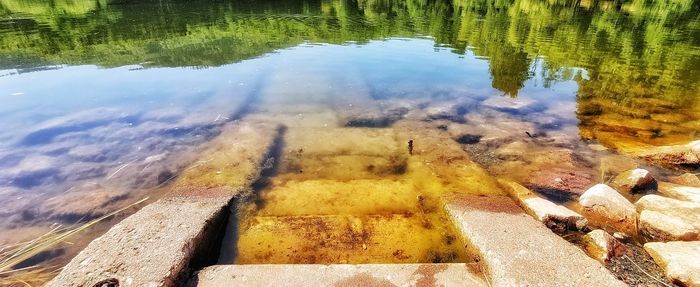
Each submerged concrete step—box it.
[444,195,626,287]
[276,154,408,181]
[190,263,487,287]
[234,214,467,264]
[285,127,400,157]
[256,179,423,216]
[46,120,282,287]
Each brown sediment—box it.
[413,263,449,287]
[333,272,397,287]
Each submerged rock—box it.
[40,183,129,223]
[579,184,638,235]
[454,134,482,145]
[498,179,587,233]
[669,173,700,187]
[527,167,595,202]
[637,140,700,167]
[639,210,699,242]
[481,96,539,114]
[644,241,700,287]
[582,229,627,264]
[424,101,472,122]
[610,168,657,193]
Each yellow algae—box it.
[173,121,280,190]
[256,179,427,216]
[393,120,504,195]
[229,118,503,264]
[284,127,400,156]
[276,154,407,181]
[235,214,467,264]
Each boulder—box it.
[610,168,657,193]
[424,101,471,122]
[527,167,595,202]
[582,229,627,264]
[636,195,700,231]
[481,96,539,114]
[579,184,638,235]
[637,140,700,167]
[669,173,700,187]
[498,179,587,233]
[639,210,699,242]
[644,241,700,287]
[658,182,700,203]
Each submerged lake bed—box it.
[0,0,699,286]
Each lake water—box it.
[0,0,699,284]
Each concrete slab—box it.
[46,120,282,287]
[171,120,282,194]
[444,195,626,287]
[47,198,229,287]
[276,154,407,181]
[190,264,487,287]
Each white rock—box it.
[636,195,700,231]
[639,210,699,242]
[499,179,587,233]
[644,241,700,287]
[579,184,638,235]
[658,182,700,203]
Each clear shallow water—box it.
[0,0,699,282]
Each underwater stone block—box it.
[172,120,282,193]
[46,120,282,287]
[658,182,700,203]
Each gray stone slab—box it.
[444,195,626,287]
[46,120,281,287]
[190,264,487,287]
